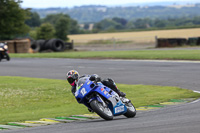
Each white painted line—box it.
[108,59,200,63]
[189,90,200,104]
[190,99,200,104]
[193,90,200,94]
[0,125,23,129]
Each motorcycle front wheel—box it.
[5,53,10,61]
[90,100,113,120]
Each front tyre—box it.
[5,53,10,61]
[124,102,136,118]
[90,100,113,120]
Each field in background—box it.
[69,28,200,43]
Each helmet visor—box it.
[67,77,75,84]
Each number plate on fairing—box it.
[115,106,125,113]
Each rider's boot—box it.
[102,78,126,97]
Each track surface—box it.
[0,58,200,133]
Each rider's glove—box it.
[107,78,114,84]
[89,74,101,82]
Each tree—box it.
[93,19,120,31]
[112,17,127,26]
[25,12,41,27]
[55,16,69,40]
[43,14,70,25]
[36,23,55,40]
[43,13,80,35]
[69,19,80,34]
[83,23,90,30]
[93,23,102,32]
[154,19,166,28]
[134,19,148,29]
[0,0,30,40]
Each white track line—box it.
[190,90,200,104]
[190,99,200,104]
[193,90,200,94]
[109,59,200,63]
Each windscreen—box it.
[77,77,89,87]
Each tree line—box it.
[1,0,200,41]
[33,5,200,23]
[92,16,200,32]
[26,13,80,41]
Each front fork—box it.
[89,93,107,106]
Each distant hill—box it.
[122,1,198,7]
[32,3,200,23]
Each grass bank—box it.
[1,76,200,124]
[10,50,200,60]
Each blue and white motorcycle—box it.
[75,77,136,120]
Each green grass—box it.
[10,50,200,60]
[1,76,200,124]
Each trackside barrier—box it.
[156,37,200,47]
[0,39,31,53]
[31,39,73,52]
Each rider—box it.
[66,70,126,97]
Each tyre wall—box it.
[31,39,73,52]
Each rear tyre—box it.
[124,102,136,118]
[90,100,113,120]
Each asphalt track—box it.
[0,58,200,133]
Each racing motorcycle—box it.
[0,42,10,62]
[75,77,136,120]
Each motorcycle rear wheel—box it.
[90,100,113,120]
[124,102,136,118]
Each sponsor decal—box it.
[87,81,91,85]
[115,106,125,113]
[101,88,104,91]
[81,88,87,96]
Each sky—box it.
[21,0,199,8]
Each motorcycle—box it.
[75,77,136,120]
[0,42,10,62]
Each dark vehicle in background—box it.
[0,42,10,62]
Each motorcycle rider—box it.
[0,42,7,50]
[66,70,126,97]
[0,42,10,61]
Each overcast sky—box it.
[21,0,198,8]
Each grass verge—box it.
[10,50,200,60]
[1,76,200,124]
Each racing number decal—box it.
[81,88,87,96]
